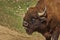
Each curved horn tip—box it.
[38,6,47,16]
[27,7,29,10]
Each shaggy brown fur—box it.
[23,0,60,40]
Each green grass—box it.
[0,0,38,33]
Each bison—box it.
[23,0,60,40]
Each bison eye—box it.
[40,17,46,23]
[23,21,29,26]
[32,18,35,21]
[31,18,36,23]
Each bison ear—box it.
[38,6,47,16]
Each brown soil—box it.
[0,25,60,40]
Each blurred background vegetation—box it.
[0,0,38,33]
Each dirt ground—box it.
[0,25,60,40]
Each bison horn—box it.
[38,6,46,16]
[27,7,29,10]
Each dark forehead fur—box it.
[27,7,38,13]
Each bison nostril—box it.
[23,21,28,26]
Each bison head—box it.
[23,7,47,35]
[23,17,41,35]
